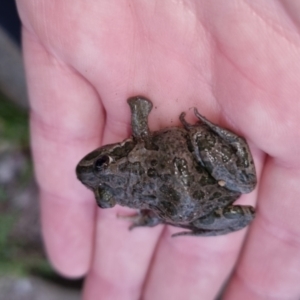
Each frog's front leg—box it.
[123,209,162,230]
[180,110,257,194]
[172,205,255,237]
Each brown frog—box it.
[76,96,256,237]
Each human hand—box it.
[17,1,300,299]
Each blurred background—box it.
[0,1,82,299]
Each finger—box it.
[142,216,250,299]
[141,147,262,300]
[223,159,300,299]
[23,29,103,277]
[83,206,163,300]
[82,114,164,300]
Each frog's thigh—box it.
[173,205,255,237]
[195,110,256,194]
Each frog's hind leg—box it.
[127,96,159,150]
[120,209,162,230]
[172,205,255,237]
[127,96,153,140]
[194,108,257,194]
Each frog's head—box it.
[76,139,136,207]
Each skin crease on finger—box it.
[16,0,300,299]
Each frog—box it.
[76,96,256,237]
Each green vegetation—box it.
[0,92,53,277]
[0,90,29,148]
[0,214,50,277]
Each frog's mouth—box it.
[76,162,97,189]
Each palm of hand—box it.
[17,0,300,299]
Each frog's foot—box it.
[172,205,255,237]
[172,227,236,237]
[119,209,162,230]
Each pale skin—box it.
[16,1,300,299]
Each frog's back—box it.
[124,127,240,223]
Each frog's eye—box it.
[94,155,112,172]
